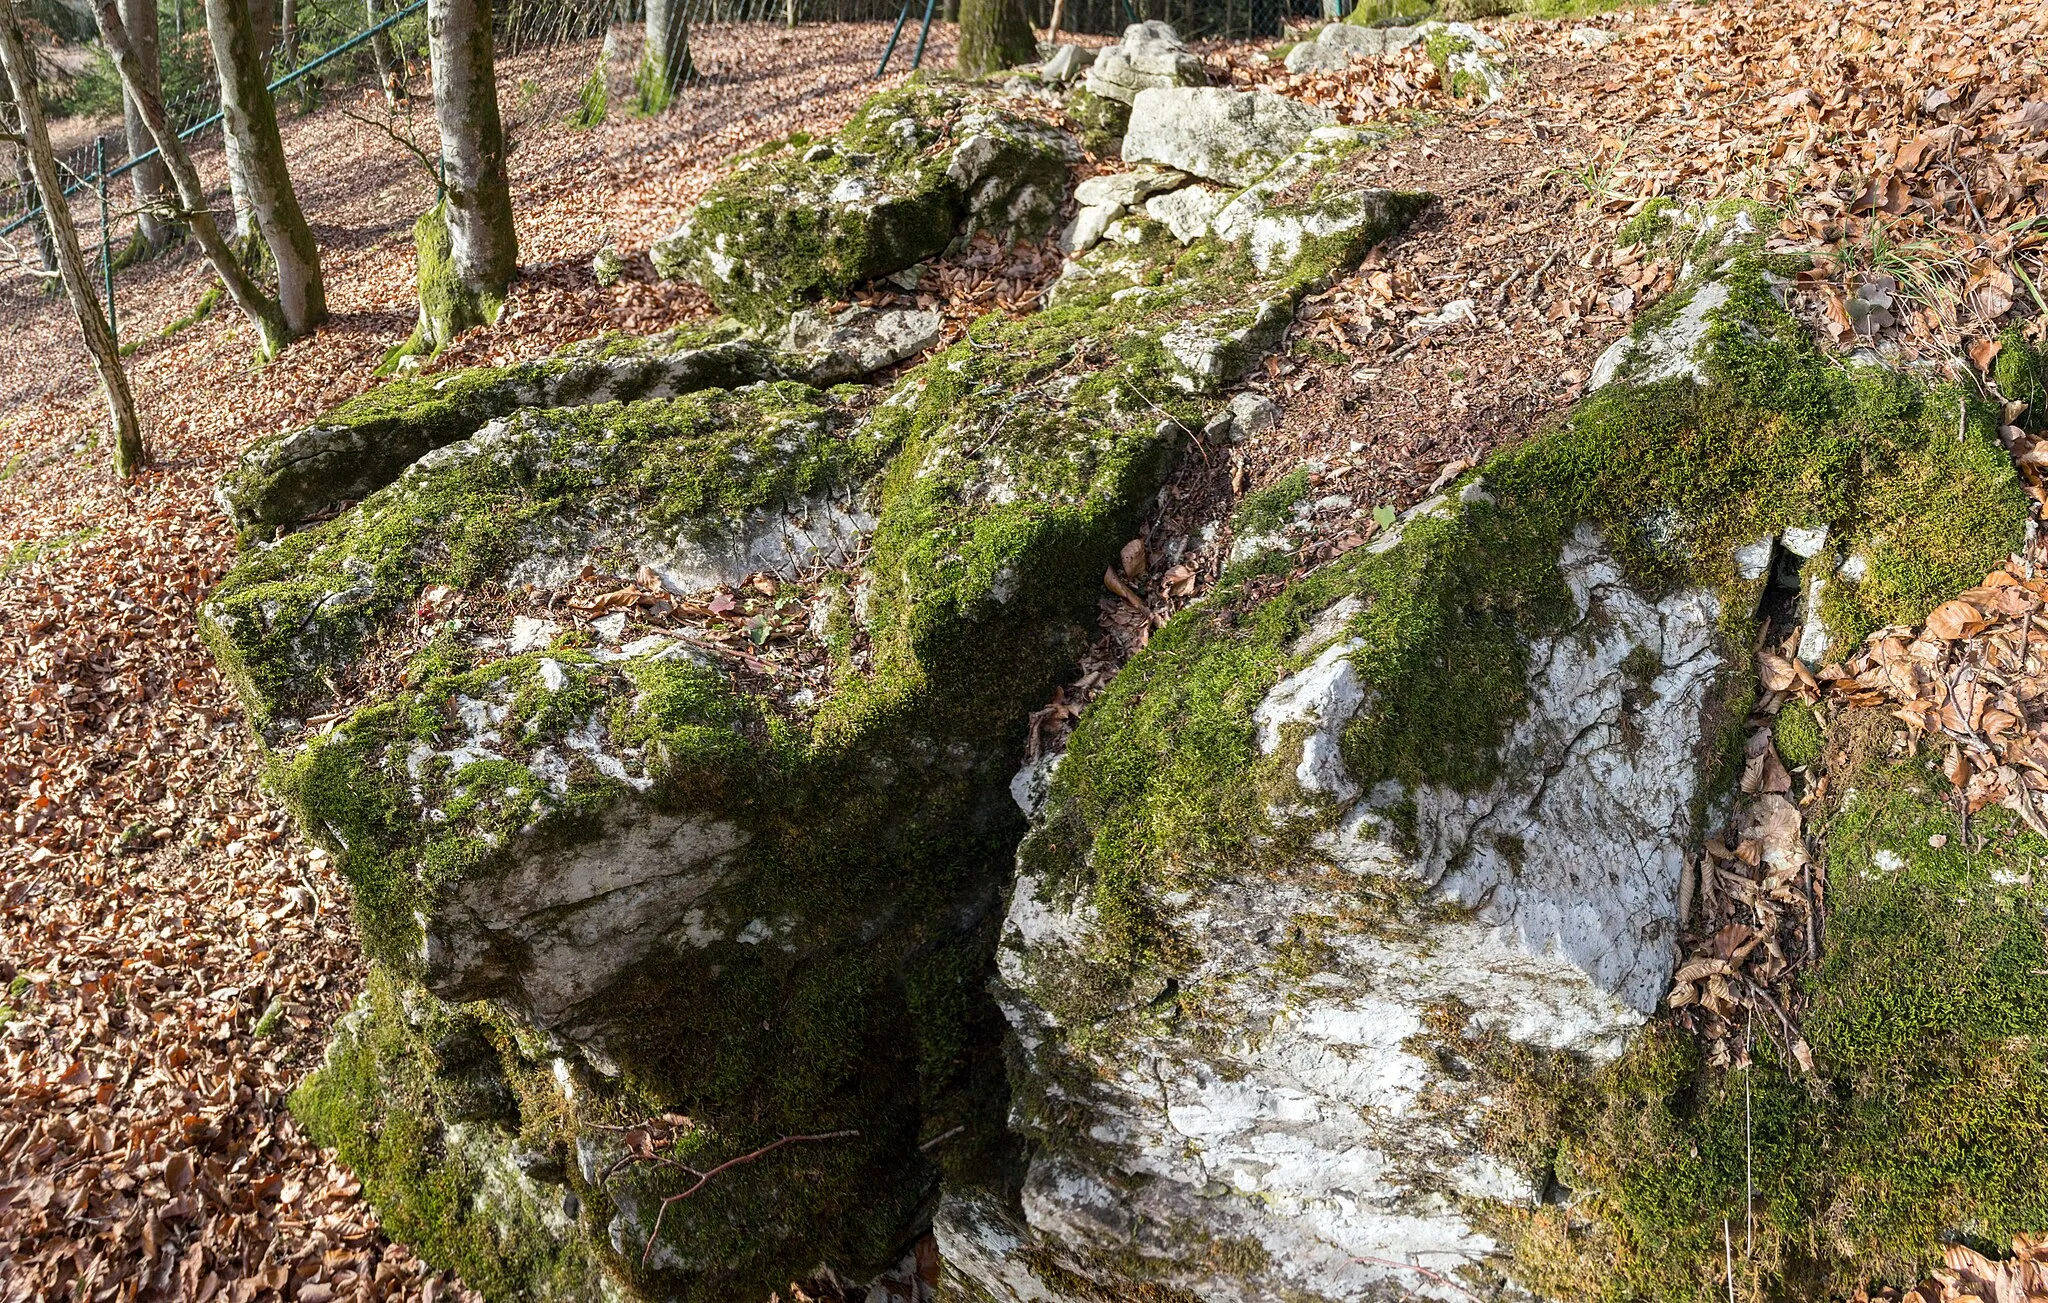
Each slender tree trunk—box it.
[278,0,297,69]
[0,75,54,271]
[367,0,402,104]
[957,0,1032,75]
[636,0,687,113]
[116,0,171,249]
[205,0,325,336]
[413,0,514,352]
[1044,0,1063,45]
[0,0,146,476]
[222,0,271,237]
[88,0,290,356]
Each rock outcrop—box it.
[204,84,1428,1303]
[651,84,1074,324]
[219,325,772,536]
[947,211,2030,1302]
[1082,21,1206,105]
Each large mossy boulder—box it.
[951,228,2033,1300]
[204,100,1426,1303]
[650,83,1075,326]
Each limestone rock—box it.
[980,491,1720,1301]
[777,303,943,384]
[1082,21,1205,105]
[1323,20,1422,54]
[1570,24,1618,48]
[1143,184,1229,243]
[1060,203,1118,255]
[1071,166,1182,210]
[651,84,1073,323]
[1206,126,1429,277]
[1284,20,1421,71]
[217,325,770,536]
[1039,43,1095,82]
[1281,39,1353,74]
[1123,86,1332,188]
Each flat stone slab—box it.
[1123,86,1332,187]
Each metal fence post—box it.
[95,135,116,348]
[908,0,936,69]
[874,0,911,77]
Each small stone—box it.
[1780,524,1829,557]
[1040,43,1096,83]
[592,611,629,643]
[780,305,944,384]
[1073,168,1182,209]
[1283,40,1354,74]
[1733,537,1774,581]
[508,615,559,654]
[1569,25,1618,48]
[537,658,569,693]
[802,142,834,163]
[1061,203,1120,255]
[1144,186,1230,243]
[590,245,625,288]
[1227,392,1280,438]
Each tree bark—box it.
[278,0,297,69]
[414,0,514,352]
[0,0,146,476]
[367,0,402,104]
[957,0,1033,76]
[0,74,55,271]
[205,0,325,336]
[89,0,290,356]
[222,0,272,238]
[636,0,688,113]
[116,0,171,249]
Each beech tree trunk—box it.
[0,74,54,271]
[116,0,171,249]
[89,0,290,356]
[278,0,297,69]
[205,0,325,336]
[367,0,402,104]
[222,0,272,237]
[957,0,1033,76]
[414,0,515,352]
[637,0,688,113]
[0,0,146,476]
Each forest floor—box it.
[0,2,2042,1301]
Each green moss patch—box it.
[220,318,759,536]
[1485,729,2048,1299]
[1024,253,2022,1021]
[204,381,865,728]
[651,83,1072,325]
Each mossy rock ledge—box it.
[948,213,2035,1300]
[648,82,1077,326]
[200,96,1428,1303]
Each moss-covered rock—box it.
[218,319,765,536]
[225,101,1428,1302]
[958,216,2028,1301]
[1492,729,2048,1301]
[650,83,1075,325]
